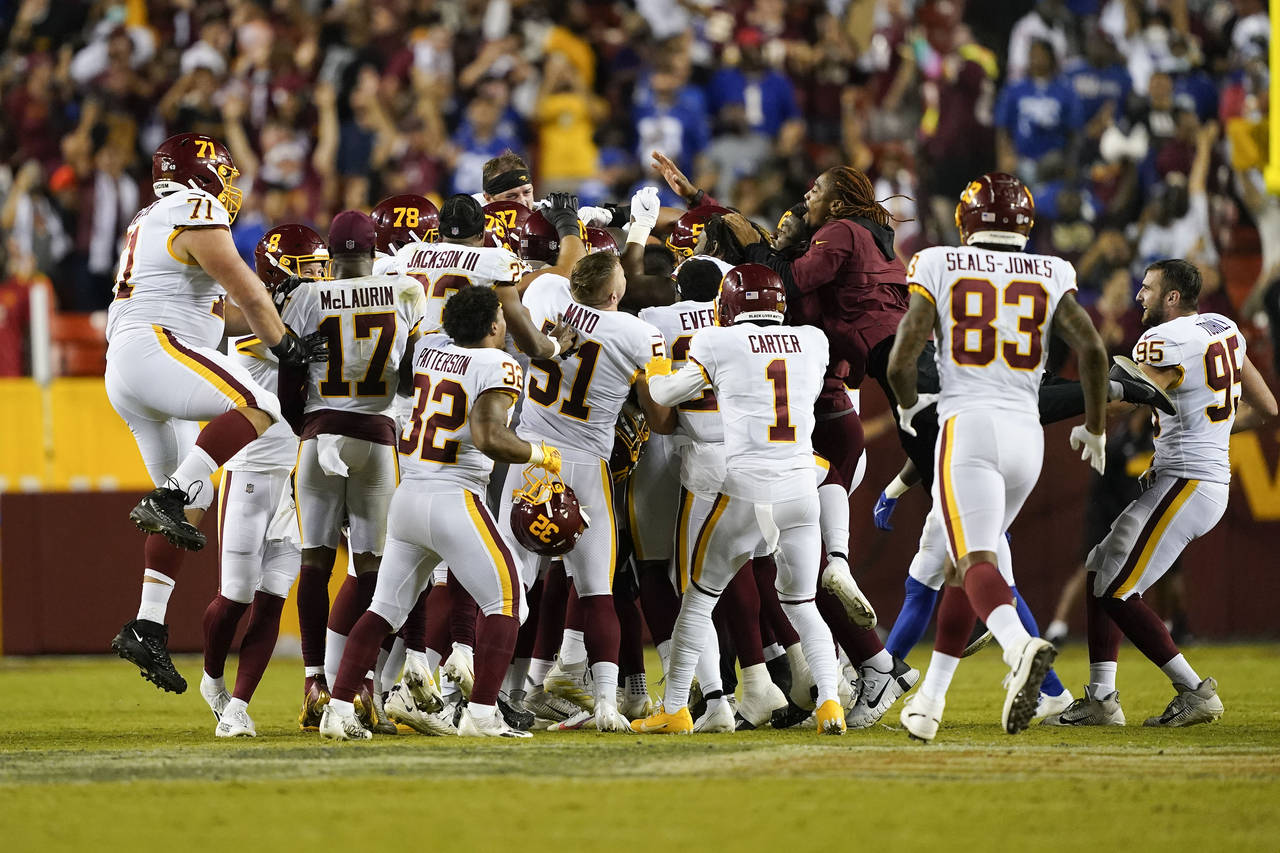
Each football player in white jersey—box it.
[198,224,329,737]
[1044,258,1276,728]
[499,251,672,732]
[106,133,326,694]
[281,210,427,729]
[321,286,560,740]
[370,194,439,276]
[633,264,857,736]
[887,172,1111,741]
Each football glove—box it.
[872,492,897,531]
[528,441,562,475]
[271,330,329,367]
[270,275,307,314]
[543,192,581,238]
[645,355,673,380]
[1069,424,1106,475]
[629,186,661,230]
[578,205,613,227]
[895,393,938,437]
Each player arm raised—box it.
[518,193,587,294]
[1232,354,1278,433]
[620,186,678,310]
[470,389,561,469]
[886,290,938,435]
[1051,292,1110,471]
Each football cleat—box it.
[498,690,536,731]
[400,654,444,714]
[1000,637,1056,734]
[1033,687,1074,720]
[199,674,230,721]
[353,682,382,733]
[112,619,187,694]
[631,706,694,734]
[618,688,655,721]
[215,705,257,738]
[544,657,594,712]
[129,483,206,551]
[593,702,632,733]
[371,689,398,735]
[872,492,898,531]
[384,683,456,736]
[298,675,330,731]
[962,628,995,658]
[1144,677,1223,727]
[443,646,475,699]
[694,701,735,733]
[1041,687,1125,726]
[820,556,877,629]
[768,700,814,730]
[846,655,919,729]
[815,699,846,735]
[525,685,578,723]
[1111,355,1176,415]
[901,691,946,742]
[549,708,595,731]
[319,703,371,741]
[458,704,533,738]
[736,679,788,728]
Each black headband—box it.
[484,168,532,196]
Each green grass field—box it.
[2,644,1278,852]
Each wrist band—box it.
[626,224,652,246]
[548,337,561,359]
[690,189,706,207]
[528,443,545,465]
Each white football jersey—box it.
[106,189,233,349]
[283,274,426,417]
[225,336,299,471]
[398,333,524,493]
[908,245,1078,420]
[688,324,828,501]
[391,241,530,334]
[519,274,665,459]
[639,299,723,445]
[1133,312,1243,483]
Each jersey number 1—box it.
[765,359,795,442]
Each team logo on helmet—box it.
[510,468,589,556]
[255,224,330,290]
[371,195,440,255]
[152,133,243,222]
[665,206,731,258]
[954,172,1035,249]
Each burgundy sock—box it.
[514,578,543,659]
[448,572,479,647]
[962,561,1014,621]
[1085,572,1122,665]
[472,614,519,704]
[145,533,187,584]
[614,594,646,677]
[297,564,332,668]
[399,587,429,653]
[423,582,452,658]
[195,409,259,466]
[579,594,620,666]
[201,594,249,678]
[564,583,583,631]
[532,564,569,661]
[233,591,285,702]
[328,572,377,635]
[636,559,679,644]
[712,603,737,686]
[380,632,397,652]
[332,611,393,703]
[1101,593,1180,667]
[722,565,765,667]
[754,557,800,646]
[934,585,977,657]
[817,586,874,660]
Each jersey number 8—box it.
[950,278,1049,370]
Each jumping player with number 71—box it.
[1043,259,1275,729]
[280,210,427,730]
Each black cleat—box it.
[962,624,995,658]
[112,619,187,693]
[129,485,206,551]
[770,698,813,729]
[765,654,792,697]
[498,692,536,731]
[1110,356,1175,415]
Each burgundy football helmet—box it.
[483,200,531,254]
[717,263,786,326]
[510,468,589,556]
[254,224,330,288]
[371,194,440,254]
[955,173,1035,249]
[665,205,732,258]
[519,210,586,265]
[609,407,650,483]
[152,133,242,221]
[586,227,620,256]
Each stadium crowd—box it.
[0,0,1275,374]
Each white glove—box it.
[1069,425,1106,474]
[895,393,938,437]
[577,205,612,227]
[629,186,660,230]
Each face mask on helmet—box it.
[215,163,243,223]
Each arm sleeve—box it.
[648,361,710,407]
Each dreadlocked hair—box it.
[701,214,771,265]
[824,166,912,228]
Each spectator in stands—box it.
[1006,0,1072,82]
[706,28,804,155]
[1064,31,1131,126]
[995,39,1083,185]
[0,238,51,377]
[451,94,524,197]
[633,60,710,196]
[535,53,605,197]
[1134,121,1219,276]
